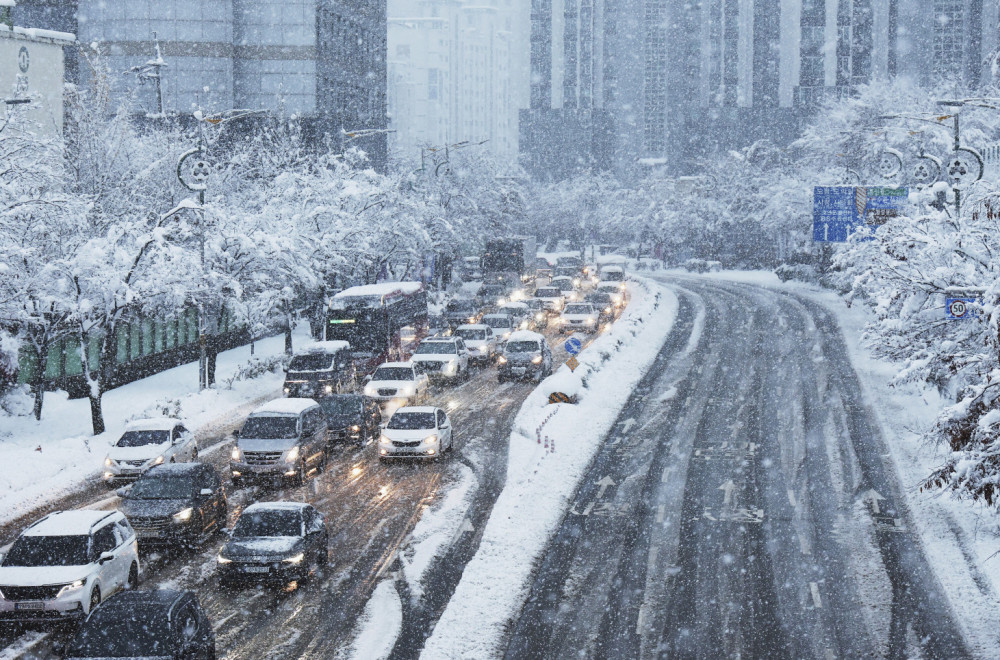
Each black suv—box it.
[118,463,227,549]
[65,590,215,660]
[217,502,328,585]
[317,394,382,446]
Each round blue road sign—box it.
[564,337,582,355]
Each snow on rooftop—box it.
[0,25,77,44]
[301,340,350,354]
[244,501,308,513]
[25,509,116,536]
[507,330,544,343]
[124,417,181,431]
[251,398,318,416]
[377,361,414,369]
[334,282,423,300]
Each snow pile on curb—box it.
[343,579,403,660]
[422,278,679,658]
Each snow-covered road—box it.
[502,276,968,659]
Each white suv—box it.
[103,418,197,486]
[0,510,140,623]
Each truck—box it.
[481,236,536,293]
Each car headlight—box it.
[573,279,581,287]
[532,355,543,364]
[283,553,305,564]
[283,387,291,395]
[324,385,334,394]
[620,283,627,291]
[587,316,596,324]
[351,425,361,433]
[400,384,415,396]
[379,435,391,444]
[423,434,438,445]
[285,446,300,463]
[217,554,232,564]
[173,507,193,523]
[56,579,86,599]
[604,307,612,313]
[104,457,113,467]
[498,298,506,306]
[364,384,377,396]
[468,316,477,323]
[535,313,544,321]
[152,455,165,465]
[497,356,507,364]
[231,446,242,462]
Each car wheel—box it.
[126,564,138,590]
[192,446,199,460]
[231,476,243,489]
[89,587,101,614]
[498,374,506,383]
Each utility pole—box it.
[939,100,963,217]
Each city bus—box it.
[326,282,429,375]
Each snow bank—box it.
[422,278,678,658]
[343,579,402,660]
[0,329,309,527]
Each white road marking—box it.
[656,505,665,524]
[718,480,737,505]
[661,467,671,483]
[810,581,823,609]
[647,546,659,573]
[595,476,616,499]
[787,489,797,508]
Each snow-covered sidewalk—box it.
[421,278,678,658]
[0,330,305,528]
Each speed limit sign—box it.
[946,298,977,320]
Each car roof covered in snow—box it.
[500,302,529,310]
[507,330,544,343]
[124,418,182,432]
[392,406,440,415]
[601,265,624,273]
[142,463,207,479]
[455,324,489,331]
[482,313,513,320]
[243,501,309,514]
[24,509,120,537]
[250,398,319,417]
[331,282,423,309]
[376,361,414,369]
[298,341,350,354]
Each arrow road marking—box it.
[810,582,823,609]
[863,489,886,515]
[719,480,737,506]
[595,476,616,499]
[619,418,637,434]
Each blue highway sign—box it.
[564,337,582,355]
[813,186,908,243]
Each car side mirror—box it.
[232,429,240,439]
[98,551,114,565]
[364,375,372,383]
[199,488,213,497]
[115,487,128,498]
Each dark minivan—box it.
[317,394,382,446]
[118,463,227,549]
[283,341,355,397]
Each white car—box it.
[597,282,626,308]
[481,313,516,342]
[498,302,531,330]
[378,406,454,461]
[533,286,565,312]
[453,324,498,365]
[363,362,430,404]
[0,510,140,623]
[409,337,470,381]
[558,303,599,333]
[103,418,197,487]
[550,275,582,302]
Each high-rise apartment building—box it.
[13,0,388,168]
[387,0,526,167]
[897,0,1000,89]
[521,0,902,179]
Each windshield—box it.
[586,294,612,304]
[506,341,541,353]
[320,397,361,417]
[446,301,476,312]
[601,270,625,281]
[116,430,169,448]
[128,476,195,500]
[414,343,456,355]
[535,288,560,298]
[483,317,511,329]
[553,280,573,290]
[455,329,487,341]
[388,412,436,430]
[288,353,335,371]
[68,614,172,656]
[241,416,298,440]
[233,510,302,538]
[373,367,415,380]
[564,305,593,314]
[4,535,90,567]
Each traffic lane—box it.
[504,291,702,659]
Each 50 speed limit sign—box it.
[946,297,978,320]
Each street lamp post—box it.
[937,100,965,217]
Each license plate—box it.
[513,367,526,375]
[242,566,269,574]
[15,601,44,611]
[138,529,161,537]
